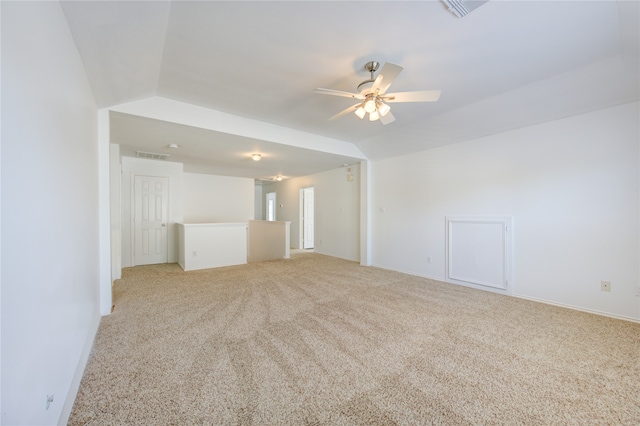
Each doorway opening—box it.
[301,187,314,249]
[266,192,276,221]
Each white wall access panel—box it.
[446,216,512,292]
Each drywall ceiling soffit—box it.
[110,112,364,180]
[62,0,640,166]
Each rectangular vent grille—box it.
[136,151,169,161]
[442,0,488,18]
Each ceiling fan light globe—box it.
[369,110,380,121]
[378,102,391,117]
[355,107,366,119]
[364,99,376,113]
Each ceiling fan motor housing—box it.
[364,61,380,73]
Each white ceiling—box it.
[61,0,639,179]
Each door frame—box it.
[299,186,315,249]
[266,191,277,221]
[130,174,171,266]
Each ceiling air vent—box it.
[442,0,488,18]
[136,151,170,161]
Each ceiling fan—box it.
[314,61,441,125]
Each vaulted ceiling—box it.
[60,1,639,179]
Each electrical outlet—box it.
[192,251,197,257]
[426,256,432,264]
[601,281,611,292]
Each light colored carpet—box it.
[69,253,640,425]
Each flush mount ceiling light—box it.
[314,61,441,125]
[274,176,283,181]
[251,153,262,161]
[168,143,179,149]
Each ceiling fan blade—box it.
[329,103,361,121]
[377,62,404,94]
[380,111,395,125]
[384,90,441,103]
[314,88,364,100]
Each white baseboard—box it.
[511,293,640,324]
[58,312,102,425]
[370,264,640,324]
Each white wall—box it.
[372,102,640,321]
[183,172,254,223]
[109,144,122,281]
[177,223,247,271]
[248,220,290,262]
[1,2,101,424]
[254,183,264,220]
[121,157,184,267]
[263,165,360,261]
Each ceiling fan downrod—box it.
[357,60,380,93]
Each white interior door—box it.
[303,187,314,249]
[134,175,169,265]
